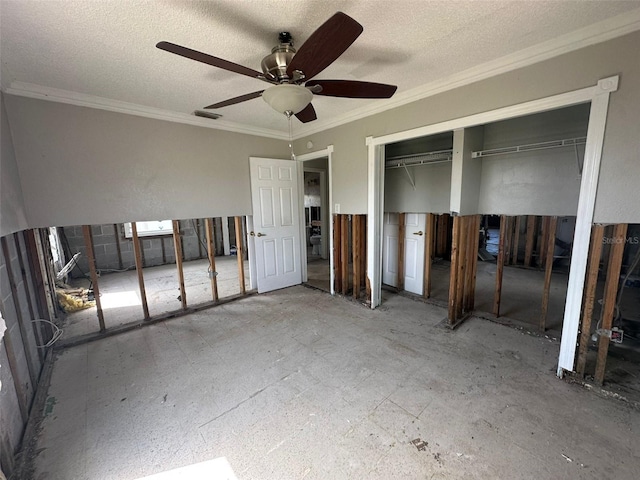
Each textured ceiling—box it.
[1,0,640,136]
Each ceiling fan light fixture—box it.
[262,84,312,115]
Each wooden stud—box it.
[341,215,349,295]
[448,215,461,324]
[360,215,367,290]
[463,216,477,312]
[205,218,219,301]
[82,225,106,331]
[493,215,507,317]
[234,216,246,294]
[594,223,628,385]
[352,215,361,299]
[512,216,521,265]
[397,213,406,291]
[23,230,54,343]
[576,224,605,377]
[38,229,59,319]
[113,224,123,270]
[540,216,558,332]
[13,233,45,362]
[130,222,150,319]
[172,220,187,309]
[0,328,29,422]
[540,216,550,267]
[455,216,468,319]
[524,215,536,267]
[468,215,481,311]
[504,216,513,266]
[424,213,435,298]
[333,215,342,293]
[1,236,39,387]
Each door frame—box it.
[296,146,334,293]
[302,168,328,260]
[366,76,619,378]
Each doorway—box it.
[302,158,330,292]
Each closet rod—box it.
[471,136,586,159]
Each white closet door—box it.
[403,213,426,295]
[382,212,399,287]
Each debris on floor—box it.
[56,284,95,313]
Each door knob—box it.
[413,231,424,236]
[256,232,266,237]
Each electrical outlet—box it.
[335,203,340,214]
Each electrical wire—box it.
[32,319,63,348]
[190,219,215,275]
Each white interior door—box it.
[250,157,302,293]
[403,213,426,295]
[382,212,399,287]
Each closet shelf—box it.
[385,149,453,169]
[471,136,586,159]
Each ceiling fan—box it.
[156,12,397,123]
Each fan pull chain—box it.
[286,111,296,161]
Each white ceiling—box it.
[2,0,640,138]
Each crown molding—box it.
[4,82,289,140]
[293,7,640,139]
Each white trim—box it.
[296,146,334,293]
[5,81,288,140]
[294,9,640,139]
[367,76,618,376]
[557,76,618,376]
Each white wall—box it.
[384,162,451,214]
[0,93,28,236]
[4,96,290,228]
[295,30,640,222]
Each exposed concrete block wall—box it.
[0,230,53,476]
[61,218,236,278]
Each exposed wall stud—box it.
[82,225,106,331]
[524,215,536,267]
[424,213,435,298]
[333,215,342,293]
[448,215,461,323]
[341,215,349,295]
[540,216,558,331]
[234,216,246,294]
[352,215,361,299]
[594,223,628,385]
[172,220,187,309]
[576,224,605,377]
[205,218,219,301]
[455,216,468,319]
[131,222,150,319]
[493,215,507,317]
[512,216,521,265]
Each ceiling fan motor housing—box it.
[261,36,297,82]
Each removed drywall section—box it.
[4,97,290,228]
[0,93,28,237]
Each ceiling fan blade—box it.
[204,90,264,109]
[286,12,363,81]
[295,103,317,123]
[306,80,397,98]
[157,41,265,81]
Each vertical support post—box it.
[341,214,349,295]
[397,213,405,291]
[0,331,29,422]
[333,215,342,293]
[130,222,150,319]
[504,216,513,266]
[540,216,550,267]
[352,215,361,299]
[576,224,605,377]
[13,233,44,362]
[34,229,57,322]
[468,215,481,311]
[455,216,468,319]
[540,216,558,332]
[512,216,521,265]
[524,215,536,267]
[1,236,38,386]
[113,224,123,270]
[360,215,367,291]
[82,225,106,331]
[424,213,435,298]
[234,216,246,294]
[23,230,53,344]
[463,216,478,312]
[594,223,628,385]
[205,218,219,301]
[448,215,461,324]
[493,215,507,317]
[172,220,187,309]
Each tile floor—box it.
[29,286,639,480]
